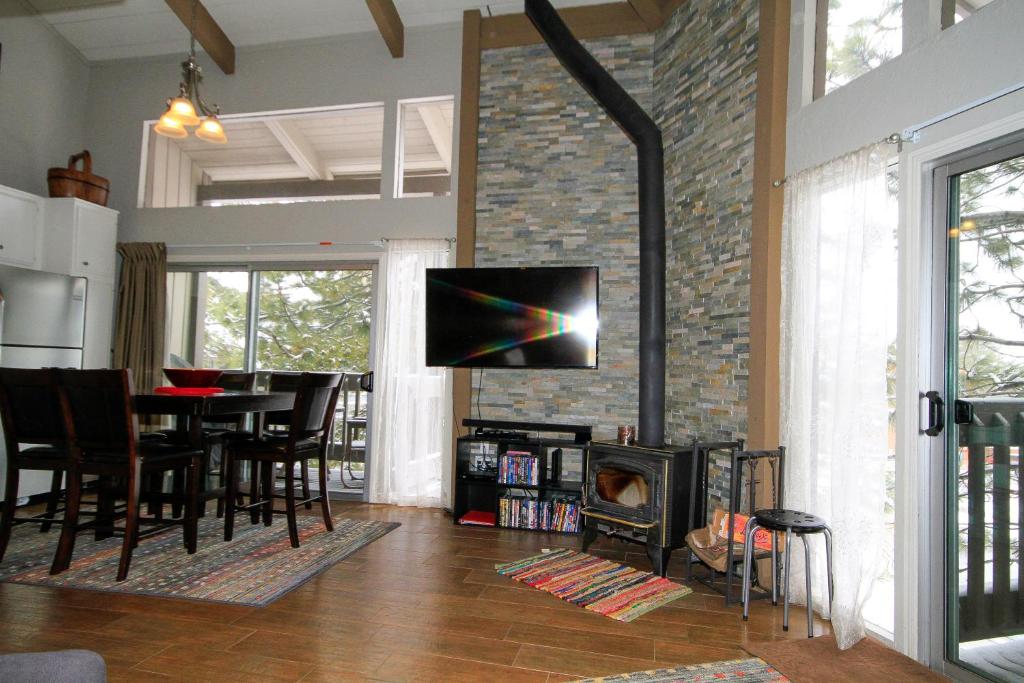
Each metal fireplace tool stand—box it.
[686,447,786,605]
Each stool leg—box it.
[824,526,834,618]
[771,531,778,606]
[802,533,813,638]
[741,517,757,621]
[783,528,792,632]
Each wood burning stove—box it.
[582,440,742,576]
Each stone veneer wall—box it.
[474,35,653,439]
[654,0,759,503]
[473,0,758,463]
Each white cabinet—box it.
[42,199,118,280]
[0,185,43,268]
[43,198,119,370]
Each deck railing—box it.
[958,397,1023,641]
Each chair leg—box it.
[224,452,238,542]
[95,476,115,541]
[261,461,274,526]
[301,463,312,510]
[823,526,834,618]
[0,466,20,563]
[40,470,64,533]
[171,468,184,519]
[185,457,200,554]
[783,528,793,632]
[146,472,160,518]
[771,531,778,606]
[318,454,333,533]
[117,469,143,581]
[198,443,214,519]
[802,534,814,638]
[249,461,261,525]
[284,461,300,548]
[741,517,756,621]
[50,471,83,575]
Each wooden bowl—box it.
[162,368,223,388]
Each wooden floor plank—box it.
[0,501,830,681]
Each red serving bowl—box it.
[162,368,223,388]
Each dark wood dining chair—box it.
[204,371,256,517]
[0,368,70,563]
[263,371,312,512]
[52,369,204,581]
[224,372,342,548]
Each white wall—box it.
[786,0,1024,175]
[84,23,463,245]
[0,0,90,197]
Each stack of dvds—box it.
[498,450,539,485]
[498,495,581,532]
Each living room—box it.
[0,1,1022,681]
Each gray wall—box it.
[84,23,463,244]
[0,1,90,197]
[474,0,758,446]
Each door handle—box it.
[954,399,974,425]
[923,391,944,436]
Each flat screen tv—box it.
[425,266,599,368]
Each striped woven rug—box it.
[496,548,692,622]
[0,515,398,606]
[573,657,789,682]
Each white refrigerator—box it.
[0,264,86,503]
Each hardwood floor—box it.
[0,501,830,682]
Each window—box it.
[142,105,385,208]
[814,0,902,98]
[395,97,454,198]
[166,266,373,375]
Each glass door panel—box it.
[944,150,1024,681]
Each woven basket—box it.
[47,150,110,206]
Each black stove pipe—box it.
[525,0,666,448]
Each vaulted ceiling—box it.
[26,0,611,62]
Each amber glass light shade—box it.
[195,116,227,144]
[154,112,188,139]
[166,97,200,127]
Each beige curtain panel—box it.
[113,242,166,394]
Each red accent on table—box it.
[153,387,226,396]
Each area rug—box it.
[573,657,789,682]
[495,548,692,622]
[0,516,398,606]
[743,635,947,682]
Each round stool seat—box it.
[753,508,827,533]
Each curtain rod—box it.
[773,80,1024,187]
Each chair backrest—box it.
[0,368,65,453]
[264,371,303,429]
[216,371,256,392]
[287,372,343,444]
[204,371,257,427]
[54,368,139,458]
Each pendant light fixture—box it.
[154,0,227,144]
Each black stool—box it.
[741,508,833,637]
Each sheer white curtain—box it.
[368,239,451,508]
[780,143,896,649]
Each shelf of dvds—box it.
[453,419,591,534]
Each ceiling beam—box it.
[415,104,453,174]
[480,2,648,49]
[264,120,332,181]
[164,0,235,75]
[365,0,404,58]
[628,0,663,30]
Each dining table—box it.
[134,389,296,518]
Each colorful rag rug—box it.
[495,548,692,622]
[0,516,398,606]
[572,657,789,682]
